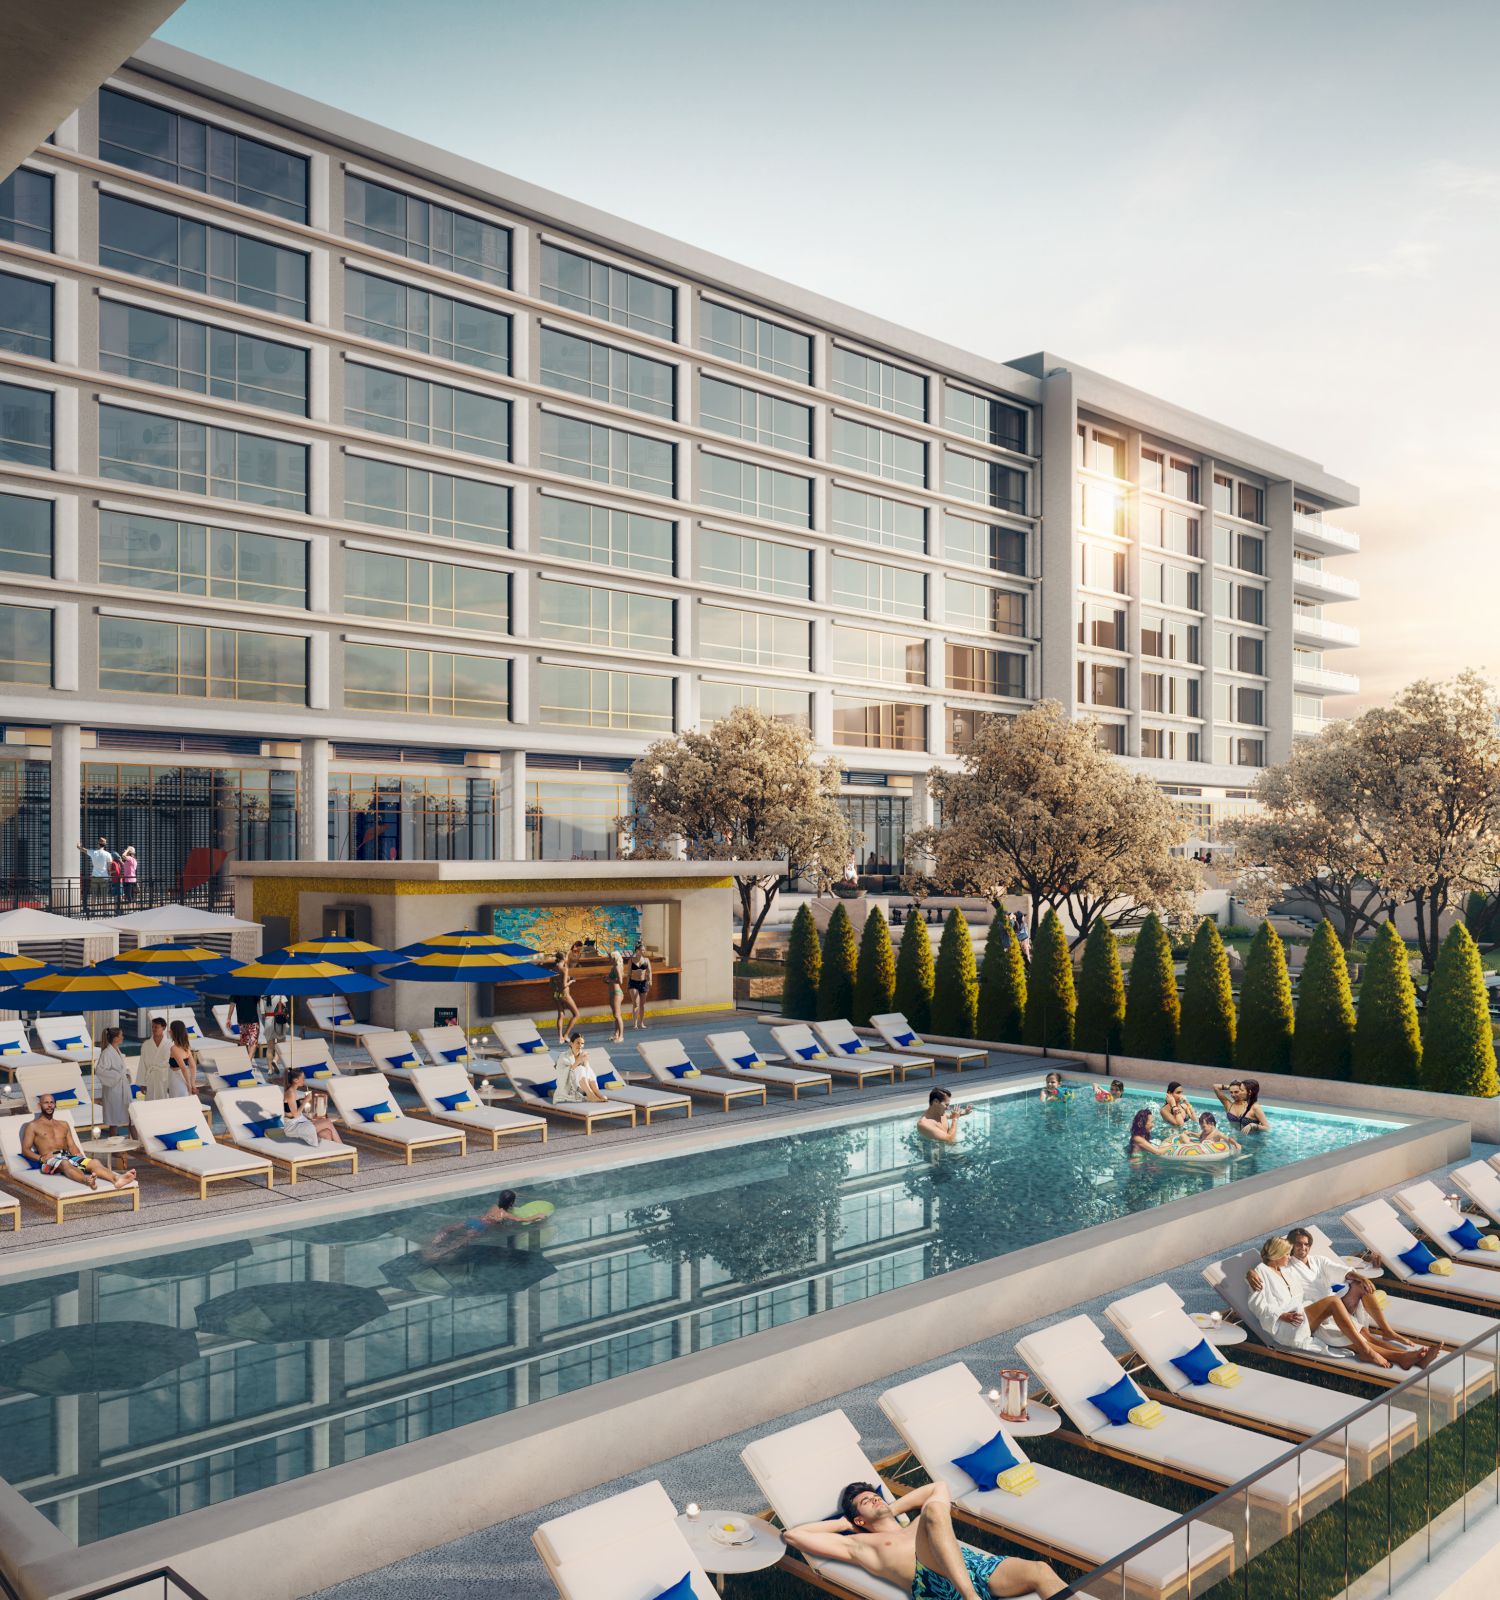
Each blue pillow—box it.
[54,1035,84,1049]
[157,1127,202,1151]
[221,1069,256,1087]
[950,1427,1020,1491]
[1450,1218,1485,1251]
[665,1061,696,1078]
[245,1114,284,1138]
[519,1038,546,1054]
[529,1078,558,1101]
[595,1069,618,1088]
[388,1052,418,1069]
[1088,1373,1145,1426]
[435,1089,474,1110]
[1171,1339,1225,1387]
[840,1040,863,1054]
[650,1576,694,1600]
[894,1031,916,1046]
[440,1046,470,1062]
[796,1044,822,1060]
[21,1151,41,1170]
[1399,1240,1439,1276]
[733,1052,758,1069]
[130,1084,146,1100]
[355,1101,397,1123]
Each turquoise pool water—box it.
[0,1081,1401,1545]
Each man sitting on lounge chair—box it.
[784,1479,1063,1600]
[20,1095,137,1190]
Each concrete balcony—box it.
[1293,564,1361,602]
[1292,510,1361,555]
[1293,611,1360,648]
[1293,713,1331,738]
[1293,661,1361,695]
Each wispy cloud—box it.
[1344,239,1438,281]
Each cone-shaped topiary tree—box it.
[1354,920,1422,1088]
[1421,922,1500,1096]
[1237,921,1294,1075]
[1074,919,1125,1054]
[931,908,978,1037]
[782,902,821,1020]
[1292,919,1356,1080]
[977,916,1027,1043]
[852,904,897,1026]
[1178,919,1237,1069]
[816,903,859,1021]
[894,912,935,1032]
[1123,912,1179,1061]
[1023,908,1076,1048]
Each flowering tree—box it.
[627,706,850,962]
[908,702,1198,946]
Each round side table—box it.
[85,1135,141,1173]
[674,1511,783,1593]
[990,1401,1062,1437]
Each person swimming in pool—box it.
[1160,1081,1195,1128]
[1213,1078,1269,1132]
[1125,1105,1172,1157]
[421,1189,541,1260]
[916,1086,973,1144]
[1094,1078,1127,1102]
[1039,1071,1073,1103]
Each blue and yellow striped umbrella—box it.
[97,944,239,980]
[380,948,552,1044]
[279,937,400,968]
[393,930,540,960]
[0,968,198,1012]
[0,952,58,980]
[202,958,387,999]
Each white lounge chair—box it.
[1394,1179,1500,1267]
[1015,1312,1346,1531]
[1204,1243,1494,1414]
[1344,1197,1500,1312]
[305,995,381,1040]
[162,1005,204,1043]
[324,1072,466,1163]
[131,1097,274,1200]
[814,1018,936,1078]
[363,1029,427,1086]
[418,1024,485,1069]
[34,1014,93,1064]
[879,1361,1236,1599]
[407,1063,548,1150]
[768,1024,896,1088]
[16,1060,97,1125]
[870,1011,987,1070]
[502,1055,636,1134]
[487,1017,555,1058]
[742,1409,1057,1600]
[637,1039,766,1111]
[0,1108,138,1223]
[0,1189,16,1231]
[214,1084,359,1182]
[533,1480,717,1600]
[200,1047,269,1094]
[0,1019,52,1074]
[275,1037,341,1081]
[1451,1162,1500,1230]
[1106,1282,1417,1479]
[210,1003,242,1042]
[705,1029,832,1098]
[585,1047,691,1124]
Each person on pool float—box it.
[1168,1111,1242,1157]
[422,1189,545,1260]
[1246,1226,1437,1367]
[1161,1081,1195,1128]
[20,1095,137,1190]
[1213,1078,1269,1132]
[784,1479,1064,1600]
[1125,1105,1173,1156]
[917,1086,974,1144]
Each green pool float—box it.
[511,1200,555,1221]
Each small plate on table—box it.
[709,1517,755,1547]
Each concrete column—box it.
[910,772,935,872]
[1124,428,1144,756]
[1035,370,1078,709]
[1201,457,1225,764]
[1264,478,1296,764]
[299,738,330,862]
[501,750,527,861]
[50,723,82,881]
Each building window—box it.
[83,761,296,867]
[698,451,809,526]
[344,642,508,719]
[699,375,809,454]
[947,644,1024,698]
[100,510,307,607]
[99,616,307,702]
[944,447,1026,513]
[699,604,809,670]
[0,492,51,576]
[540,327,675,419]
[0,169,53,252]
[838,794,912,876]
[1140,448,1199,501]
[1079,662,1126,708]
[1214,734,1265,768]
[0,603,50,684]
[526,776,632,861]
[345,364,510,460]
[1214,524,1264,573]
[830,624,925,686]
[831,347,925,420]
[699,301,811,384]
[1095,722,1126,755]
[344,550,508,632]
[99,195,308,320]
[700,681,810,728]
[943,513,1024,575]
[832,487,924,553]
[697,527,808,597]
[946,388,1027,452]
[948,706,1004,754]
[1078,602,1127,651]
[345,268,510,374]
[100,300,308,414]
[540,413,674,497]
[1141,612,1200,664]
[0,271,51,360]
[948,579,1025,638]
[99,404,308,509]
[344,455,509,546]
[0,381,52,468]
[1213,472,1265,524]
[534,663,674,731]
[345,174,510,287]
[1237,585,1265,625]
[1236,685,1265,725]
[832,416,925,487]
[832,697,926,751]
[1217,629,1266,675]
[1077,423,1124,477]
[535,578,674,654]
[1141,670,1200,718]
[831,555,925,619]
[540,243,674,341]
[1081,542,1127,593]
[1140,502,1200,556]
[332,771,496,863]
[1080,478,1126,537]
[1142,558,1200,611]
[99,87,309,222]
[537,497,673,574]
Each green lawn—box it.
[734,959,785,979]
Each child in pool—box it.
[1040,1071,1075,1102]
[1094,1078,1126,1102]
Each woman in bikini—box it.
[627,939,651,1031]
[1125,1105,1172,1157]
[167,1019,198,1100]
[552,943,583,1043]
[606,947,627,1043]
[1214,1078,1269,1132]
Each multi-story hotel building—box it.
[0,42,1360,897]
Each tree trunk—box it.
[737,878,778,963]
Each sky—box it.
[154,0,1500,711]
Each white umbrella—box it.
[107,904,262,936]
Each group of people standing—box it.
[549,939,652,1044]
[75,836,137,910]
[94,1015,198,1130]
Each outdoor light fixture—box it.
[685,1503,701,1521]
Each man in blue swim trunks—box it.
[784,1480,1062,1599]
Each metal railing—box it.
[0,876,235,918]
[65,1569,211,1600]
[1056,1321,1500,1598]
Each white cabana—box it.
[0,908,109,943]
[107,904,262,938]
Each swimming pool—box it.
[0,1081,1401,1545]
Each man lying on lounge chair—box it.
[784,1479,1063,1600]
[21,1095,137,1190]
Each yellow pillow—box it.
[744,1058,763,1069]
[910,1035,924,1045]
[995,1464,1037,1496]
[1128,1401,1164,1429]
[853,1044,870,1054]
[175,1137,204,1150]
[683,1068,701,1078]
[372,1111,397,1123]
[809,1051,827,1061]
[453,1097,477,1111]
[1478,1236,1499,1253]
[1207,1363,1242,1389]
[1429,1258,1454,1276]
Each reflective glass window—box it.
[536,497,673,574]
[0,169,53,252]
[99,510,306,606]
[697,452,810,527]
[100,300,307,413]
[344,549,508,631]
[697,527,808,597]
[534,664,674,731]
[0,271,51,359]
[0,382,52,468]
[0,602,50,684]
[0,492,52,576]
[345,174,510,287]
[539,413,674,497]
[699,301,810,384]
[99,404,307,509]
[831,348,925,420]
[343,455,509,545]
[345,268,509,374]
[344,364,510,461]
[344,642,508,719]
[540,243,674,340]
[99,616,307,701]
[540,327,674,417]
[699,375,809,454]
